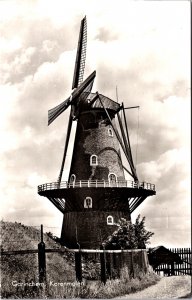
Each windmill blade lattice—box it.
[72,16,87,89]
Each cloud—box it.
[132,146,190,247]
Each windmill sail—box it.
[48,71,96,125]
[72,16,87,89]
[97,93,138,181]
[48,96,71,125]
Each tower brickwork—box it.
[69,109,125,182]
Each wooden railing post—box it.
[38,224,46,283]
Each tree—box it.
[103,215,154,249]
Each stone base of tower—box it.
[61,210,131,249]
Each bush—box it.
[103,215,154,250]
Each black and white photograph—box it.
[0,0,191,298]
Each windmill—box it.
[38,16,156,248]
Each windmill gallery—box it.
[38,17,156,249]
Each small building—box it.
[148,246,183,276]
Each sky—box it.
[0,0,191,248]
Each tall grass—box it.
[1,266,160,298]
[20,268,159,299]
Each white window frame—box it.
[70,174,76,182]
[90,154,98,166]
[84,197,92,208]
[108,173,117,184]
[107,215,114,225]
[69,174,76,187]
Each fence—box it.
[1,225,149,284]
[155,248,191,276]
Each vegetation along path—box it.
[116,276,191,299]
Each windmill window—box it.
[108,128,113,137]
[70,174,76,183]
[90,155,98,166]
[84,197,92,208]
[108,173,117,184]
[107,215,114,225]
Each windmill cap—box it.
[76,92,120,113]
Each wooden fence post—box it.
[131,251,135,278]
[75,247,82,282]
[38,224,46,283]
[100,245,107,284]
[171,262,175,276]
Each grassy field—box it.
[0,220,160,298]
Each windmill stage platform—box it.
[38,179,156,214]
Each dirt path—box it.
[115,276,191,299]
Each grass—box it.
[0,220,160,298]
[1,268,159,298]
[32,267,160,298]
[0,220,75,298]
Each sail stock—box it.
[121,102,135,168]
[117,111,137,180]
[57,111,73,185]
[117,113,135,170]
[96,92,138,181]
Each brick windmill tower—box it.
[38,17,156,248]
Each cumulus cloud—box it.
[0,0,190,246]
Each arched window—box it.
[108,173,117,186]
[69,174,76,187]
[90,155,98,166]
[84,197,92,208]
[108,127,113,137]
[107,215,114,225]
[70,174,76,183]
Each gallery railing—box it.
[38,180,155,193]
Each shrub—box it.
[103,215,154,250]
